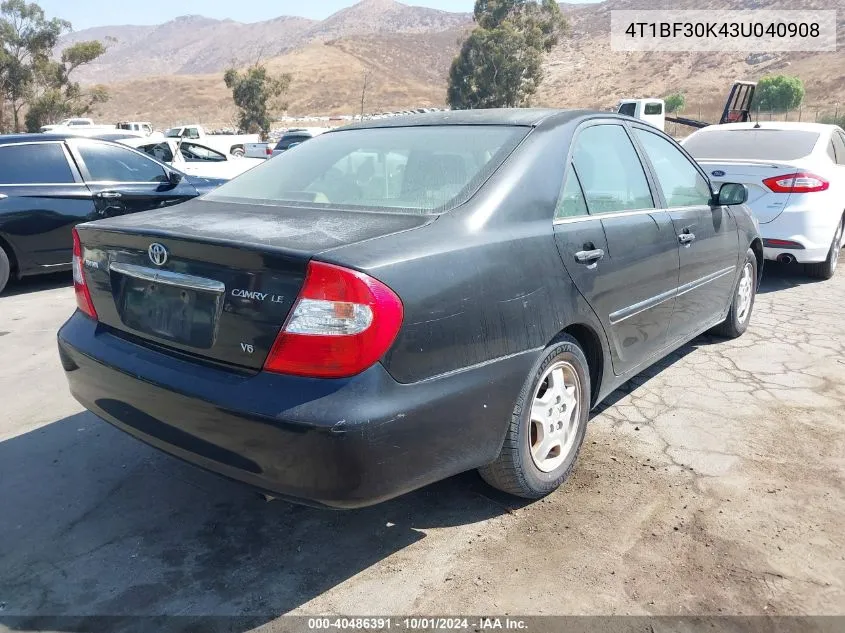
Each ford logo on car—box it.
[148,243,168,266]
[712,170,726,177]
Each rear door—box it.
[0,141,95,272]
[69,139,198,215]
[631,125,738,340]
[553,121,680,376]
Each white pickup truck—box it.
[39,118,117,135]
[164,125,260,157]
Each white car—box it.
[683,122,845,279]
[120,138,263,181]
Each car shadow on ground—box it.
[756,260,827,294]
[0,411,528,631]
[2,271,72,297]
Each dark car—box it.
[58,109,761,508]
[0,134,225,293]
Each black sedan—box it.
[58,109,761,508]
[0,134,225,293]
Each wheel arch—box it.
[750,236,763,284]
[0,231,20,276]
[553,322,605,407]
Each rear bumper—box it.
[58,312,536,508]
[759,204,842,263]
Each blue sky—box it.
[37,0,601,31]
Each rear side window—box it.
[0,143,74,185]
[618,103,636,117]
[572,124,654,214]
[634,128,711,207]
[555,166,589,219]
[77,142,167,183]
[644,102,663,115]
[207,125,527,214]
[683,129,820,160]
[832,132,845,166]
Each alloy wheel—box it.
[529,361,581,473]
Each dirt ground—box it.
[0,263,843,630]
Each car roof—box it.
[337,108,602,131]
[0,133,82,144]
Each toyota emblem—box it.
[148,243,168,266]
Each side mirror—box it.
[167,169,183,186]
[715,182,748,206]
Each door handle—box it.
[96,191,122,199]
[574,248,605,265]
[679,232,696,245]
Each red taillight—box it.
[263,261,404,378]
[763,172,829,193]
[266,148,273,155]
[764,238,804,249]
[72,228,97,320]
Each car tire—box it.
[0,246,10,295]
[231,146,245,157]
[806,216,843,280]
[712,247,757,339]
[479,335,590,499]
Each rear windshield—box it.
[205,125,528,213]
[683,129,820,160]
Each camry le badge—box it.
[148,243,168,266]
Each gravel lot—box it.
[1,264,843,627]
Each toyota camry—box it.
[58,109,762,508]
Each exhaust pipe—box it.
[777,253,796,264]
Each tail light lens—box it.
[72,228,97,319]
[266,147,273,155]
[263,261,403,378]
[763,172,829,193]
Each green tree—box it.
[664,92,685,114]
[0,0,69,131]
[754,75,805,112]
[447,0,567,110]
[224,63,291,138]
[24,39,109,131]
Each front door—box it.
[630,125,739,340]
[69,139,197,217]
[553,122,680,376]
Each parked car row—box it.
[244,128,328,159]
[0,134,225,294]
[58,109,765,509]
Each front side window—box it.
[572,124,654,214]
[180,143,226,162]
[618,103,636,117]
[139,142,174,163]
[206,125,528,213]
[77,142,167,183]
[555,166,589,219]
[0,143,75,185]
[634,128,712,207]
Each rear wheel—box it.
[806,216,843,280]
[712,247,757,339]
[230,145,245,157]
[0,246,10,295]
[479,335,590,499]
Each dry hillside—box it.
[66,0,845,127]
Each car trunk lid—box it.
[75,199,429,370]
[696,159,803,223]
